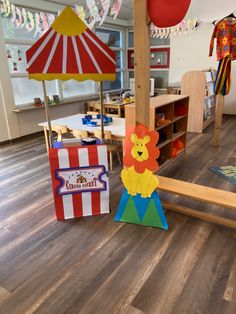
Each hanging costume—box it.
[209,19,236,95]
[214,55,232,95]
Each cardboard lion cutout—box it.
[114,124,168,230]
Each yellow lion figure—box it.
[121,125,160,198]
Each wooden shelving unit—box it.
[181,69,216,133]
[125,94,189,170]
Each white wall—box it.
[169,23,236,114]
[17,102,86,136]
[169,24,217,83]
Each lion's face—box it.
[131,134,150,162]
[123,124,160,174]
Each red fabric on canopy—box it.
[26,6,116,81]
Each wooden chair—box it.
[94,130,122,171]
[93,102,101,113]
[72,130,88,139]
[87,101,96,112]
[47,124,69,142]
[86,111,99,116]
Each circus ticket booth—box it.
[49,145,110,220]
[26,7,116,219]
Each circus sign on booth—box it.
[56,165,107,196]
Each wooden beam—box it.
[163,202,236,229]
[158,176,236,210]
[157,175,236,229]
[42,80,53,148]
[134,0,150,126]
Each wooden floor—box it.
[0,116,236,314]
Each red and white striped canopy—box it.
[26,7,116,81]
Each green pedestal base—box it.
[114,189,168,230]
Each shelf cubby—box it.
[181,69,216,133]
[125,94,189,170]
[158,142,172,168]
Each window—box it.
[6,44,28,73]
[96,27,125,92]
[12,78,58,106]
[96,29,121,48]
[1,7,59,107]
[128,30,170,90]
[62,80,97,98]
[1,8,126,107]
[115,51,122,69]
[128,30,170,47]
[103,72,122,91]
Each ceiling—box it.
[46,0,133,20]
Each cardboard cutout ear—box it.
[147,0,191,28]
[131,133,138,143]
[143,135,150,144]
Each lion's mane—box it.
[123,124,160,174]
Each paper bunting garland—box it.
[74,5,86,23]
[1,0,123,35]
[150,18,199,39]
[110,0,123,20]
[20,8,27,29]
[86,0,101,28]
[26,11,34,32]
[0,0,55,37]
[99,0,110,25]
[114,124,168,230]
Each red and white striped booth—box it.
[49,145,109,220]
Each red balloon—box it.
[147,0,191,28]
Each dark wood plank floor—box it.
[0,115,236,314]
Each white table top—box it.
[39,113,126,138]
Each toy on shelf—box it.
[82,114,113,127]
[172,138,185,158]
[53,95,60,104]
[115,124,168,230]
[155,113,171,127]
[174,104,188,116]
[34,97,42,106]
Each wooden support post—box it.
[214,94,224,146]
[134,0,150,126]
[42,80,53,148]
[100,81,104,142]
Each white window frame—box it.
[95,24,126,91]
